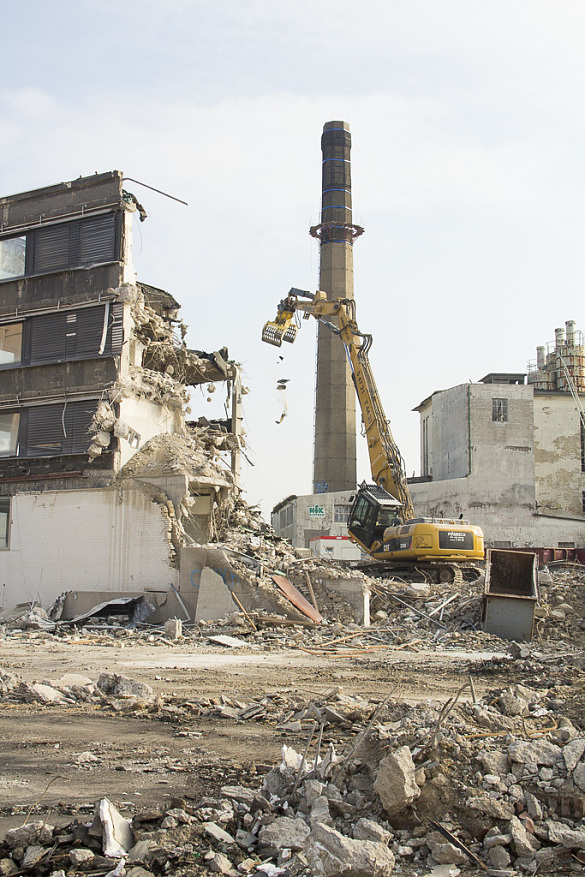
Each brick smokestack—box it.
[311,121,363,494]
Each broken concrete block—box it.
[127,840,153,862]
[562,737,585,772]
[208,852,233,874]
[310,795,332,827]
[466,795,515,820]
[508,739,562,767]
[19,847,45,870]
[94,798,134,858]
[352,818,392,845]
[509,816,538,858]
[374,745,421,815]
[69,849,95,866]
[195,567,238,622]
[0,860,17,876]
[572,762,585,791]
[258,817,311,852]
[428,842,467,865]
[203,823,236,845]
[488,845,511,869]
[303,779,325,806]
[478,749,509,778]
[4,823,54,848]
[97,673,155,702]
[126,868,155,877]
[235,829,257,849]
[220,785,257,807]
[164,808,193,824]
[164,618,182,640]
[304,822,395,877]
[18,682,70,705]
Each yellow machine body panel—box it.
[352,519,485,562]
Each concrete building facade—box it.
[410,325,585,549]
[271,489,356,550]
[310,121,363,494]
[0,171,247,613]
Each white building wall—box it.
[410,381,585,549]
[469,383,535,507]
[427,384,470,480]
[0,488,177,608]
[117,397,184,468]
[534,393,585,519]
[272,490,356,548]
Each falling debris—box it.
[275,378,289,424]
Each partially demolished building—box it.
[0,171,246,614]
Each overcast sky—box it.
[2,1,585,518]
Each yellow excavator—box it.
[262,289,484,573]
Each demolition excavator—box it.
[262,289,484,575]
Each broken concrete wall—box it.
[0,487,178,608]
[180,546,308,623]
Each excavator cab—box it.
[348,483,402,551]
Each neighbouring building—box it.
[271,490,357,549]
[0,171,250,615]
[409,320,585,550]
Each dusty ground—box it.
[0,635,532,830]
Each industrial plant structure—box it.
[409,320,585,555]
[311,121,363,494]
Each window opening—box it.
[0,323,23,365]
[0,236,26,280]
[492,398,508,422]
[0,412,19,456]
[0,497,9,549]
[334,504,351,523]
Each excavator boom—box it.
[262,289,484,567]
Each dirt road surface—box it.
[0,636,517,830]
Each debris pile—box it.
[2,673,584,876]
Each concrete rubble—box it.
[0,674,585,877]
[0,552,584,875]
[1,605,584,875]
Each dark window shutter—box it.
[30,313,67,364]
[29,302,123,364]
[75,307,108,359]
[31,212,120,275]
[79,214,117,265]
[34,225,71,272]
[25,401,96,456]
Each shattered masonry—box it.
[0,170,253,613]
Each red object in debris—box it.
[271,575,323,624]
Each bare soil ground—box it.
[0,637,521,832]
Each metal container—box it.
[482,549,538,641]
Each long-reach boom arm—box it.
[262,288,415,520]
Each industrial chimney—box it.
[310,121,364,493]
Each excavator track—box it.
[352,559,483,585]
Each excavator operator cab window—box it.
[377,507,402,528]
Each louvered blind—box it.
[25,401,96,456]
[30,302,123,365]
[31,213,120,274]
[34,225,71,273]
